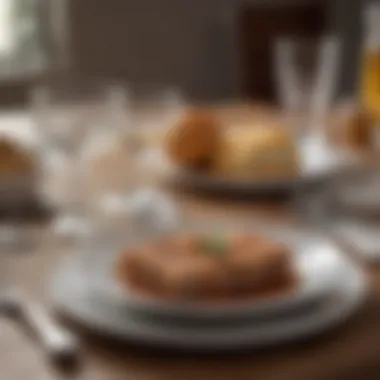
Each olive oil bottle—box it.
[361,3,380,124]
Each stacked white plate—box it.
[305,166,380,263]
[171,134,357,195]
[50,222,368,352]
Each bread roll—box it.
[165,109,222,168]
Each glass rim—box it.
[274,34,340,48]
[30,75,130,101]
[128,83,184,105]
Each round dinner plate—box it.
[53,223,348,322]
[50,245,367,351]
[51,223,366,324]
[95,238,345,322]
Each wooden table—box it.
[2,107,380,380]
[1,194,380,380]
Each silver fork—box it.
[0,287,79,362]
[0,219,80,362]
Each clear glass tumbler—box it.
[30,76,130,240]
[129,84,184,190]
[274,35,341,142]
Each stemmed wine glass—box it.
[31,76,130,240]
[273,35,340,142]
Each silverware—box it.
[0,289,79,362]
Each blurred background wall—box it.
[331,0,364,98]
[0,0,371,105]
[68,0,240,102]
[67,0,366,103]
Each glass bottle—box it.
[361,2,380,124]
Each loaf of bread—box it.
[212,127,299,180]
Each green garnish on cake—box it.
[200,236,228,257]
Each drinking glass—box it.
[274,36,341,215]
[31,77,130,239]
[274,35,341,141]
[82,85,183,236]
[132,84,184,133]
[129,84,185,190]
[295,163,380,263]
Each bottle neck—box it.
[365,29,380,51]
[364,5,380,51]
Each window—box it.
[0,0,13,54]
[0,0,67,106]
[0,0,67,80]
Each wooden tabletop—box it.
[2,106,380,380]
[1,194,380,380]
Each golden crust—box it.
[165,109,222,168]
[212,127,299,180]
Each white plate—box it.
[54,223,350,322]
[332,166,380,215]
[331,221,380,264]
[172,135,354,194]
[50,244,367,351]
[173,168,298,194]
